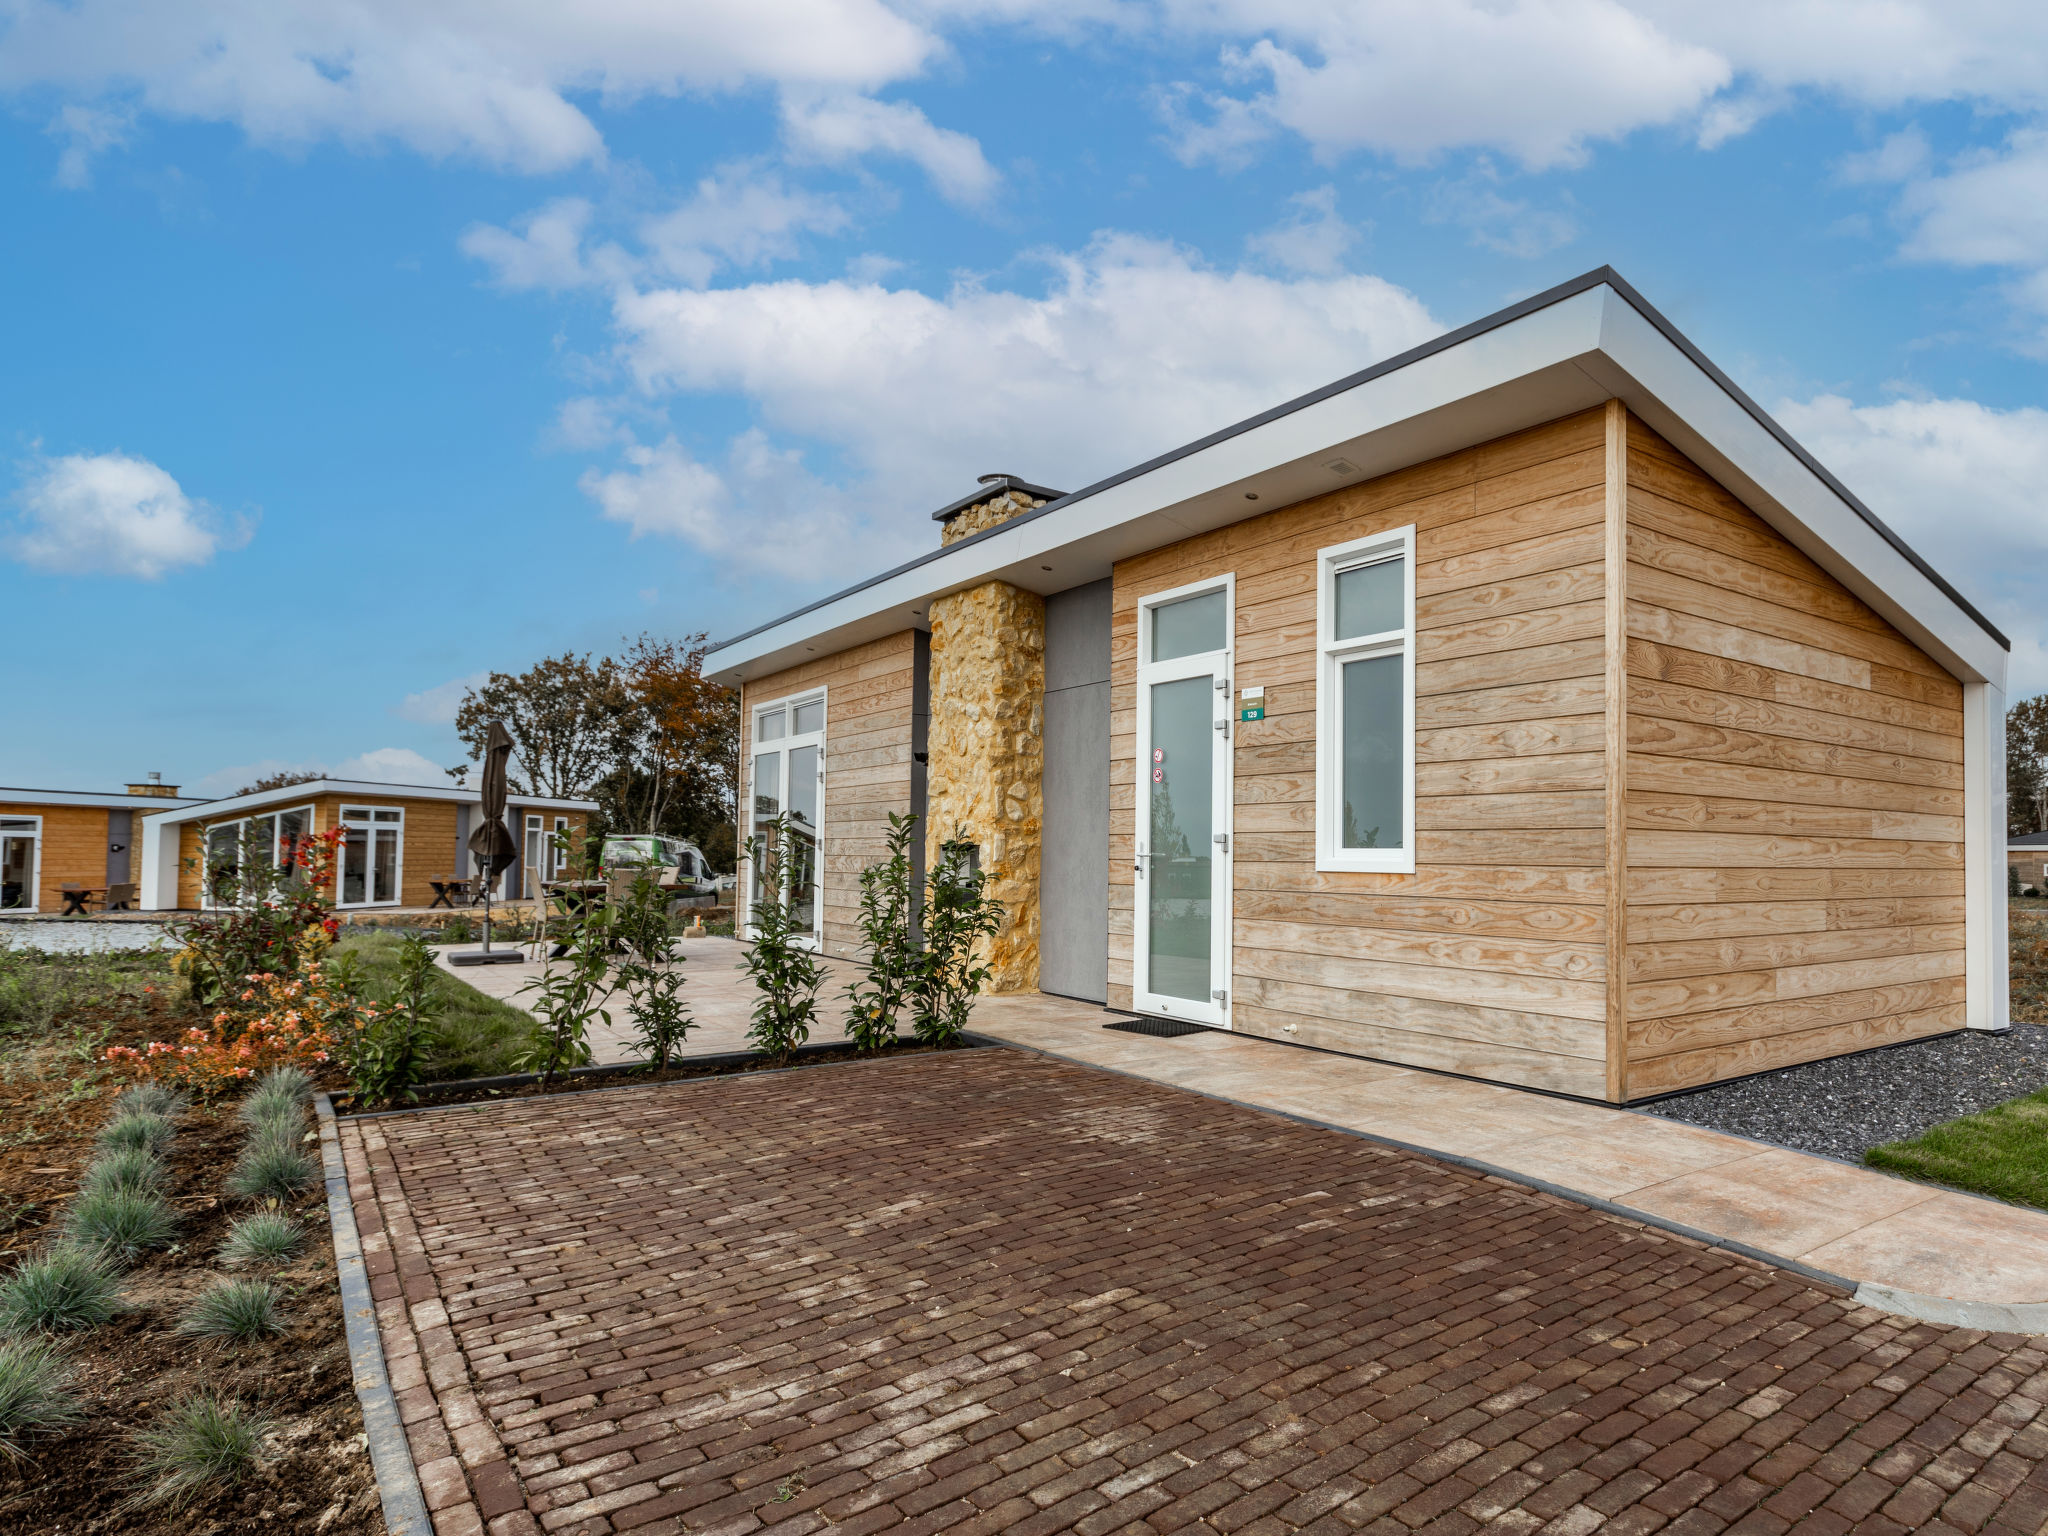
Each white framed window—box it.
[199,804,315,908]
[337,805,404,908]
[744,688,826,948]
[1315,524,1416,874]
[1,817,42,912]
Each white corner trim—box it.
[1964,681,2010,1030]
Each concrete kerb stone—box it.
[316,1090,432,1536]
[1854,1283,2048,1336]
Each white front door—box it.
[337,806,404,908]
[1134,577,1233,1026]
[0,819,39,911]
[747,690,825,947]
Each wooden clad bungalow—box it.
[0,779,204,913]
[705,269,2012,1103]
[135,780,595,913]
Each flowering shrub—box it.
[106,933,364,1097]
[172,829,345,1007]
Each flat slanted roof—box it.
[704,266,2006,694]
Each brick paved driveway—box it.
[340,1049,2048,1536]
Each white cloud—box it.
[195,746,453,798]
[0,0,937,174]
[395,673,487,726]
[642,168,850,286]
[1247,185,1357,275]
[48,102,130,188]
[1426,169,1578,257]
[580,233,1439,581]
[7,450,247,579]
[459,199,618,292]
[780,94,998,204]
[1777,392,2048,695]
[1161,0,1729,171]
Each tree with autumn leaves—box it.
[453,633,739,870]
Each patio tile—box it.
[1800,1190,2048,1303]
[1622,1147,1943,1260]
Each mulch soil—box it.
[0,991,383,1535]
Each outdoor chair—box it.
[103,882,138,912]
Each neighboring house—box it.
[704,268,2012,1104]
[0,776,205,912]
[135,780,597,913]
[2011,832,2048,893]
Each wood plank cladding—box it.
[1111,407,1614,1095]
[0,803,115,913]
[1620,417,1965,1097]
[740,631,918,962]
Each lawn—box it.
[1864,902,2048,1208]
[331,928,534,1083]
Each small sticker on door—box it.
[1152,748,1165,763]
[1152,767,1164,782]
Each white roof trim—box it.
[705,269,2004,691]
[0,788,208,811]
[144,779,599,827]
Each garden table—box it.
[58,885,104,915]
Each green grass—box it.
[218,1211,303,1267]
[0,1246,125,1333]
[226,1139,316,1203]
[335,929,536,1081]
[80,1146,169,1200]
[130,1394,270,1507]
[63,1187,178,1260]
[0,1339,83,1459]
[96,1111,177,1156]
[177,1278,286,1341]
[0,946,172,1039]
[1866,1083,2048,1210]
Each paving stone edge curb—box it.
[316,1091,432,1536]
[1853,1282,2048,1336]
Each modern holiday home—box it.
[134,779,597,913]
[0,775,204,913]
[704,269,2011,1103]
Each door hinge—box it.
[1213,832,1229,853]
[1211,989,1228,1005]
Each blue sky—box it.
[4,1,2047,796]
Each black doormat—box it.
[1105,1016,1208,1038]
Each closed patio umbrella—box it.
[450,720,525,966]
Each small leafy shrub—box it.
[64,1188,178,1260]
[177,1279,286,1341]
[170,825,344,1006]
[227,1138,316,1203]
[131,1394,270,1508]
[615,873,694,1070]
[441,914,475,944]
[845,812,918,1052]
[341,932,444,1105]
[0,1339,83,1459]
[511,901,615,1088]
[218,1212,304,1267]
[80,1147,168,1200]
[0,1246,124,1333]
[113,1083,187,1119]
[96,1111,176,1156]
[911,836,1006,1047]
[742,815,825,1066]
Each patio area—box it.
[341,1048,2048,1536]
[432,939,2048,1312]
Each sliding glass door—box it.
[0,819,38,911]
[337,806,403,908]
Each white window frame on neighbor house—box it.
[519,812,576,897]
[1,816,43,913]
[198,804,317,910]
[336,805,405,909]
[743,687,827,950]
[1315,524,1417,874]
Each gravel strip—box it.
[1641,1022,2048,1163]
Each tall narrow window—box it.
[746,690,825,947]
[1316,526,1416,873]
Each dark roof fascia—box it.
[708,266,2004,658]
[2011,833,2048,848]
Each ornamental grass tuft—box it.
[63,1187,178,1261]
[0,1246,124,1334]
[251,1065,313,1105]
[177,1278,286,1341]
[0,1339,83,1460]
[96,1111,176,1156]
[130,1394,270,1508]
[80,1146,169,1201]
[226,1139,315,1203]
[218,1211,303,1267]
[112,1083,187,1120]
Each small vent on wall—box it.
[1324,457,1360,477]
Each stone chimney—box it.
[933,474,1066,548]
[126,772,179,798]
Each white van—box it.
[598,834,718,898]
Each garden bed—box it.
[0,949,381,1533]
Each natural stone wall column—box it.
[924,579,1045,993]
